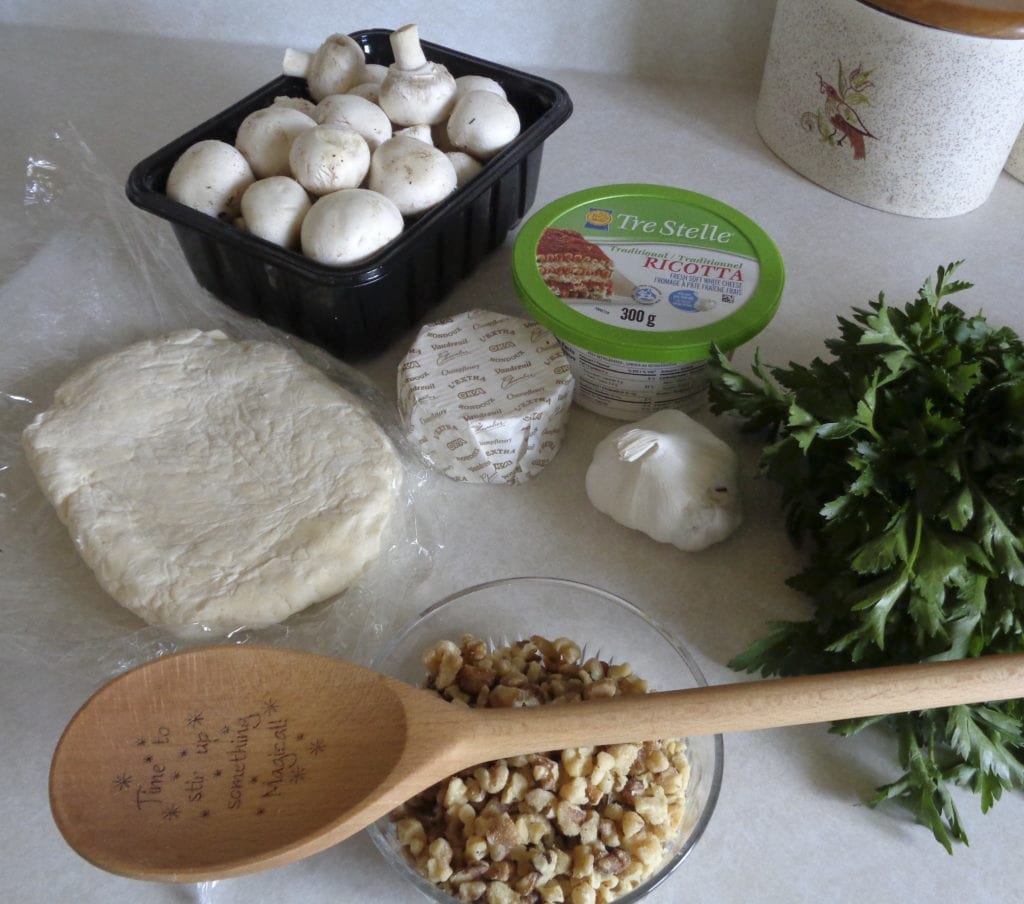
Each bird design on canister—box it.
[801,61,877,160]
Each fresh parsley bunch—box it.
[709,263,1024,850]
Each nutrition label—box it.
[560,345,711,419]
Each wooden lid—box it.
[863,0,1024,37]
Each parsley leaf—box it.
[709,263,1024,849]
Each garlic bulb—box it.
[585,409,742,551]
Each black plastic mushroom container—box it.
[126,28,573,359]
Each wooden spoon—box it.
[50,644,1024,883]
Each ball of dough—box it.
[21,330,404,634]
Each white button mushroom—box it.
[394,124,433,144]
[166,139,255,220]
[445,150,484,187]
[288,125,371,196]
[362,63,389,85]
[584,409,743,552]
[368,134,457,217]
[282,33,368,103]
[239,176,311,249]
[348,82,381,104]
[272,95,318,118]
[378,24,457,126]
[454,74,507,101]
[446,90,522,160]
[235,106,317,178]
[430,121,456,152]
[315,94,392,151]
[300,188,404,266]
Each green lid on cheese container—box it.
[512,184,784,419]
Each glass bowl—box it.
[367,576,724,902]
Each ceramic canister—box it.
[1007,128,1024,183]
[755,0,1024,217]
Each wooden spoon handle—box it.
[471,653,1024,758]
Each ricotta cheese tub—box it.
[512,184,784,420]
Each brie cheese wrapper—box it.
[397,310,574,484]
[22,329,403,633]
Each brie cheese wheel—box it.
[22,329,402,633]
[397,310,574,484]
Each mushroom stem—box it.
[390,24,428,71]
[282,48,312,78]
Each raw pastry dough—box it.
[22,329,402,633]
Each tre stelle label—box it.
[535,198,763,334]
[514,184,784,366]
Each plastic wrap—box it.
[3,125,442,682]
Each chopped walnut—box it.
[530,754,559,791]
[456,879,487,902]
[451,862,489,884]
[391,634,690,902]
[485,812,520,861]
[501,770,530,805]
[488,684,525,708]
[425,836,454,883]
[525,787,556,816]
[559,776,589,806]
[476,761,510,795]
[459,664,499,696]
[555,799,587,837]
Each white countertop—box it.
[3,17,1024,904]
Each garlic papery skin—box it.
[585,409,742,551]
